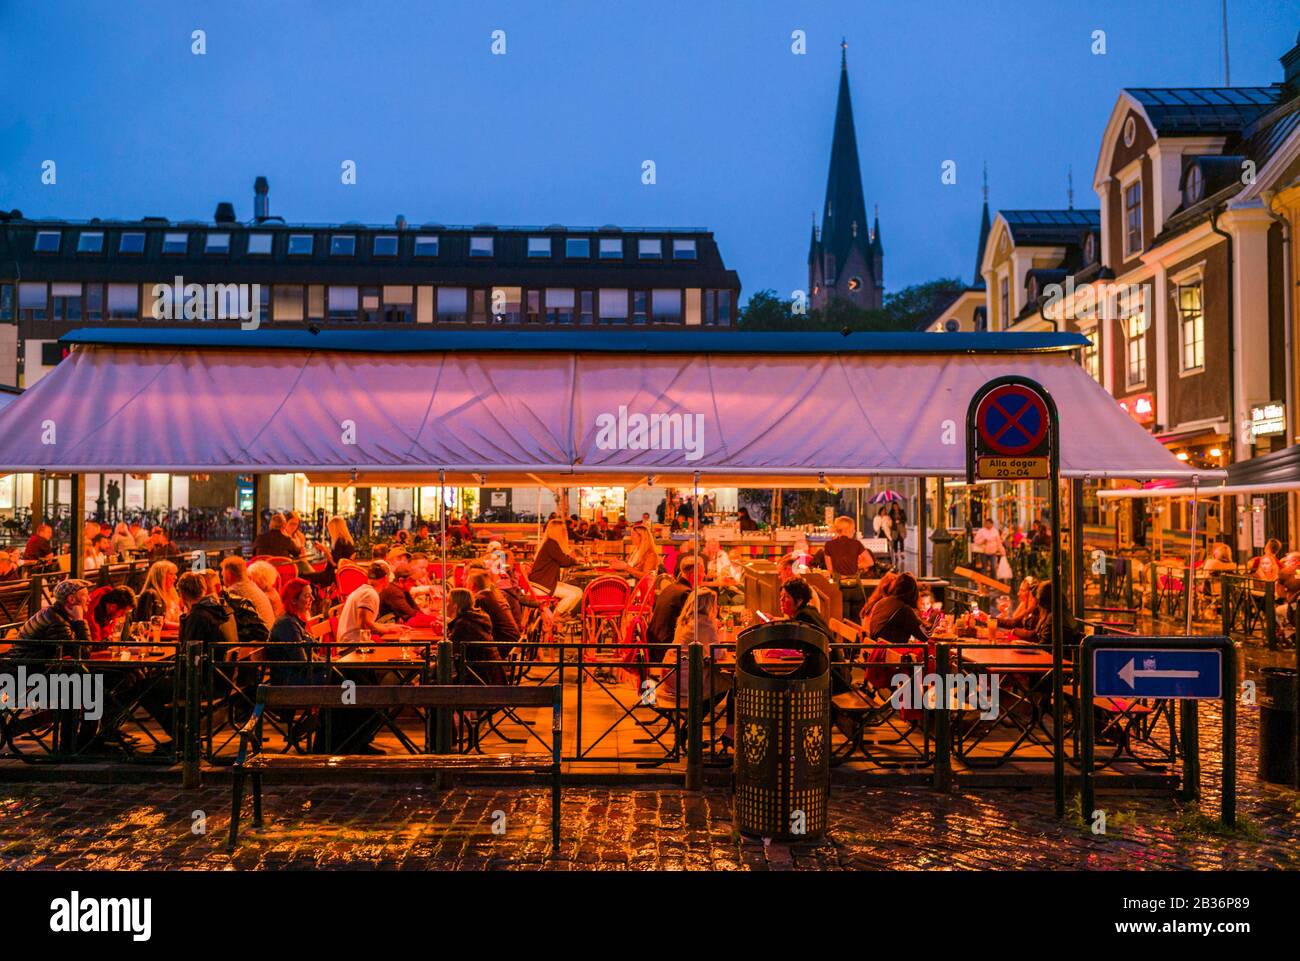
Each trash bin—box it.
[733,621,831,841]
[1258,667,1296,785]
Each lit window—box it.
[528,237,551,258]
[491,286,522,323]
[470,236,494,257]
[414,235,439,257]
[288,234,314,256]
[638,238,662,259]
[205,233,230,253]
[1179,282,1204,372]
[247,233,272,255]
[598,289,628,321]
[330,235,356,256]
[1123,301,1147,389]
[599,237,623,260]
[119,232,146,254]
[999,276,1010,325]
[672,239,697,260]
[34,231,61,253]
[1080,327,1100,382]
[565,237,590,258]
[1124,180,1143,258]
[273,285,304,322]
[382,285,414,323]
[360,287,380,323]
[162,232,188,254]
[632,290,649,324]
[373,235,399,257]
[76,232,104,253]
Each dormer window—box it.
[288,234,314,256]
[205,233,230,253]
[1184,164,1205,206]
[162,232,188,254]
[330,235,356,256]
[470,235,494,257]
[373,235,399,257]
[76,231,104,253]
[34,230,61,253]
[119,232,146,254]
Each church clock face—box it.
[847,276,862,291]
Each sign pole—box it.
[1047,404,1065,820]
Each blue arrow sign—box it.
[1093,647,1223,699]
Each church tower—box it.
[808,41,881,311]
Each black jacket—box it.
[251,530,301,559]
[446,608,505,685]
[179,596,239,658]
[792,604,831,639]
[475,588,521,650]
[9,604,90,659]
[648,578,692,648]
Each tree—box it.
[738,279,966,332]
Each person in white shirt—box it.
[82,533,111,576]
[336,561,409,645]
[972,518,1004,578]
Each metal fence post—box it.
[1221,644,1236,828]
[1150,563,1159,618]
[933,642,952,792]
[1221,577,1232,638]
[182,640,201,788]
[435,639,453,755]
[1265,580,1277,650]
[686,642,703,791]
[1181,700,1200,803]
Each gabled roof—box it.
[1000,209,1100,246]
[1126,86,1283,135]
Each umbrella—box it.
[867,489,903,504]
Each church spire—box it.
[820,40,869,280]
[974,163,991,288]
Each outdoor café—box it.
[0,326,1215,795]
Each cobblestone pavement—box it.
[2,702,1296,871]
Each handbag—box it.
[996,554,1013,580]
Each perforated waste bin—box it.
[1258,667,1296,785]
[733,621,831,841]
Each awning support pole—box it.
[1187,476,1200,637]
[917,476,928,578]
[70,474,85,578]
[931,479,953,578]
[686,470,703,791]
[439,469,448,643]
[1071,477,1086,620]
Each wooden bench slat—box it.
[241,752,555,772]
[257,684,558,709]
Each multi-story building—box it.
[0,177,742,388]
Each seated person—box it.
[0,550,21,582]
[865,573,928,646]
[647,555,697,662]
[468,569,521,657]
[336,562,411,645]
[83,533,112,576]
[10,578,92,661]
[977,575,1040,640]
[445,588,506,685]
[86,585,137,646]
[528,519,582,617]
[23,523,55,564]
[251,513,302,560]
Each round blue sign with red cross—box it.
[976,384,1050,456]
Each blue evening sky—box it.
[1,0,1295,304]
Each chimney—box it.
[253,176,270,223]
[396,214,407,231]
[214,202,236,224]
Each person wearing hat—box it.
[11,578,93,659]
[0,550,20,582]
[336,561,410,646]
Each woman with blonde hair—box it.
[656,587,730,711]
[612,524,659,581]
[527,518,582,617]
[247,560,286,618]
[137,559,182,627]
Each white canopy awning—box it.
[0,328,1212,482]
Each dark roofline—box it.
[1,217,714,235]
[60,326,1088,356]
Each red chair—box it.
[618,574,658,680]
[335,565,368,599]
[582,575,631,682]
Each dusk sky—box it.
[1,1,1295,305]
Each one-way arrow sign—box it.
[1094,647,1223,699]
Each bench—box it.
[228,684,562,852]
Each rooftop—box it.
[1127,86,1285,135]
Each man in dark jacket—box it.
[10,578,93,660]
[22,523,54,564]
[468,570,521,656]
[445,588,506,685]
[647,555,698,663]
[251,513,302,559]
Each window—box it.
[34,231,61,253]
[703,289,732,326]
[1080,326,1100,382]
[247,233,272,255]
[19,282,47,320]
[330,235,356,256]
[205,232,230,253]
[84,283,103,322]
[1184,165,1204,206]
[273,285,304,322]
[565,237,590,258]
[470,236,494,258]
[359,287,380,323]
[999,275,1010,326]
[599,289,628,322]
[327,286,358,322]
[491,287,522,324]
[1178,281,1205,373]
[416,286,433,324]
[579,290,594,325]
[76,232,103,253]
[471,289,489,324]
[1123,179,1143,258]
[119,232,145,254]
[373,235,399,257]
[598,237,623,260]
[414,235,439,257]
[685,288,701,325]
[288,234,314,256]
[652,289,682,322]
[307,286,325,322]
[545,289,575,324]
[632,290,649,324]
[527,237,551,258]
[41,342,65,367]
[672,239,697,260]
[1123,302,1147,389]
[382,286,414,323]
[0,284,13,322]
[51,282,82,321]
[525,289,541,324]
[638,238,662,260]
[107,283,137,320]
[162,232,188,254]
[437,287,468,323]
